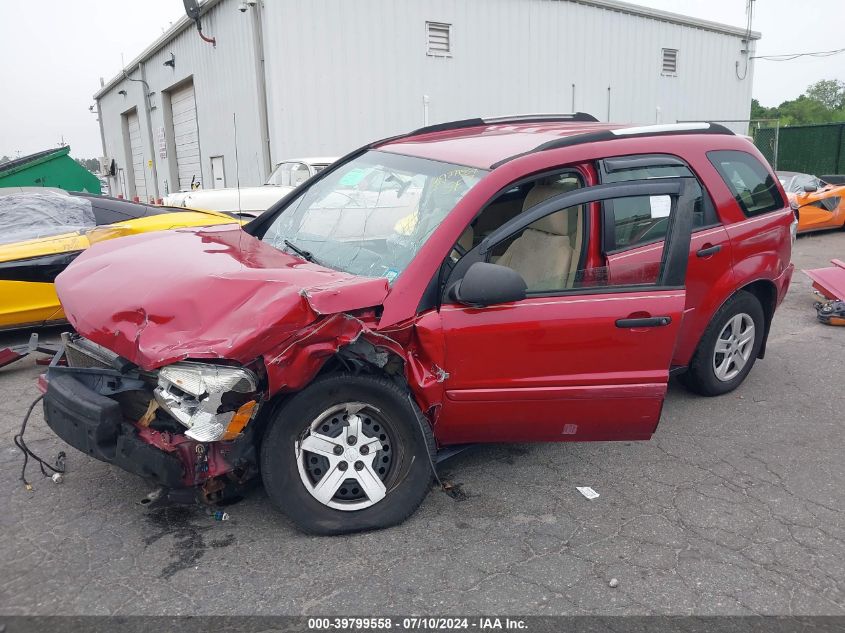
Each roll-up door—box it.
[171,81,201,191]
[126,110,147,199]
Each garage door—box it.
[126,110,147,200]
[171,81,201,191]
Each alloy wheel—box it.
[712,313,755,382]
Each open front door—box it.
[436,178,697,445]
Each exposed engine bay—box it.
[40,334,265,505]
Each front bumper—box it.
[43,372,185,487]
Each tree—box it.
[751,98,777,120]
[805,79,845,111]
[752,79,845,125]
[0,155,10,165]
[75,157,101,173]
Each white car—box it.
[164,157,337,217]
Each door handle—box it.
[615,316,672,328]
[696,244,722,258]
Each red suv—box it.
[42,114,794,534]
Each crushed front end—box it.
[40,334,264,504]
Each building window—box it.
[426,22,452,57]
[661,48,678,75]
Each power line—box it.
[751,47,845,62]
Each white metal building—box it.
[95,0,760,200]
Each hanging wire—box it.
[751,47,845,62]
[13,395,66,490]
[735,0,755,80]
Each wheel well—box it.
[316,340,407,385]
[257,342,409,444]
[739,279,777,359]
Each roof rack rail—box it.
[490,122,735,169]
[483,112,599,124]
[408,112,599,137]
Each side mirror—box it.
[803,183,818,193]
[448,262,527,307]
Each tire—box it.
[260,373,435,535]
[679,291,765,397]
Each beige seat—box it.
[496,182,581,290]
[457,225,474,252]
[497,211,573,290]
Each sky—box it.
[1,0,843,159]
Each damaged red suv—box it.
[41,114,794,534]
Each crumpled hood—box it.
[56,225,389,369]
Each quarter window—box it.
[708,150,784,217]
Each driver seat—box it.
[496,182,579,290]
[497,210,573,290]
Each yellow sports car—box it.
[0,190,239,331]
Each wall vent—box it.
[426,22,452,57]
[662,48,678,74]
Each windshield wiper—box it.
[283,239,316,262]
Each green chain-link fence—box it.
[751,125,779,168]
[676,118,845,175]
[771,123,845,176]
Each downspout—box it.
[95,97,110,195]
[251,2,272,180]
[137,61,160,200]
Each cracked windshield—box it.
[262,151,485,281]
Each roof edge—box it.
[94,0,759,101]
[570,0,761,39]
[0,146,71,178]
[93,0,225,100]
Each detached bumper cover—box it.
[43,373,184,487]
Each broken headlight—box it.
[154,362,259,442]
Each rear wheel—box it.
[260,373,434,535]
[679,291,764,397]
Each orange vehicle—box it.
[777,171,845,233]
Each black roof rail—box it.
[408,118,487,136]
[490,122,735,169]
[483,112,599,124]
[407,112,599,137]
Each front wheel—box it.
[260,373,435,535]
[679,291,765,397]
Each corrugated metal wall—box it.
[97,0,755,193]
[262,0,755,160]
[98,0,264,198]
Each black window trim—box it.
[597,152,721,255]
[441,178,698,301]
[420,165,590,313]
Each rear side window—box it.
[708,150,783,217]
[600,154,716,252]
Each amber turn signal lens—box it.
[222,400,258,440]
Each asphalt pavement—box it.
[1,231,843,616]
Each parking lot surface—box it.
[1,232,843,616]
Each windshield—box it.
[266,161,311,187]
[778,172,816,193]
[261,150,485,281]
